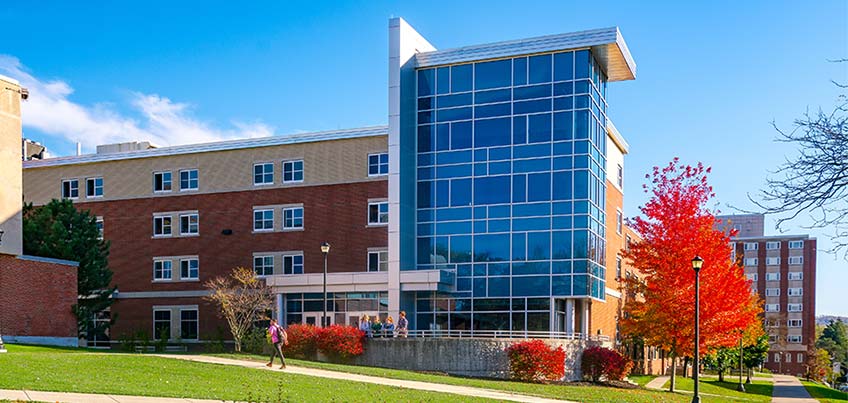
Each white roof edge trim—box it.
[0,73,20,85]
[24,125,389,169]
[606,118,629,154]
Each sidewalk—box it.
[155,354,578,403]
[644,376,670,390]
[0,389,227,402]
[771,374,817,403]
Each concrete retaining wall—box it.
[336,338,596,381]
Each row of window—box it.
[746,272,804,281]
[153,213,199,237]
[153,258,199,281]
[764,287,804,297]
[60,153,390,199]
[766,352,805,363]
[765,319,804,328]
[764,303,804,312]
[253,250,388,276]
[742,240,804,250]
[744,256,804,266]
[153,308,198,340]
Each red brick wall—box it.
[0,254,78,338]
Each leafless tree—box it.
[750,63,848,258]
[204,267,274,352]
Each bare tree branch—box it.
[204,267,273,352]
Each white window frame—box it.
[368,152,389,176]
[616,256,622,279]
[153,309,172,340]
[283,253,304,275]
[86,177,103,198]
[282,159,304,183]
[766,256,781,266]
[766,241,780,250]
[788,287,803,296]
[788,303,803,312]
[797,353,804,363]
[179,258,199,281]
[253,209,274,232]
[774,352,780,362]
[153,259,173,281]
[787,335,802,343]
[62,179,79,199]
[766,272,780,281]
[744,242,758,251]
[367,249,388,272]
[616,164,623,188]
[254,255,274,276]
[788,256,803,265]
[95,217,104,240]
[253,162,274,186]
[179,213,199,236]
[153,215,172,237]
[368,201,389,226]
[615,209,622,235]
[788,271,803,281]
[283,206,304,230]
[746,273,758,281]
[179,169,199,191]
[765,288,780,297]
[765,303,780,312]
[179,308,199,340]
[153,171,172,193]
[788,319,802,328]
[789,240,804,249]
[745,258,758,266]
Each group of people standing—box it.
[359,311,408,338]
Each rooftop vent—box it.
[96,141,157,154]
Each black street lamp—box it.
[737,330,746,392]
[691,255,704,403]
[321,242,330,327]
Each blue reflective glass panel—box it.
[514,143,550,159]
[514,99,551,115]
[572,274,588,296]
[437,67,450,94]
[514,84,551,100]
[512,276,549,297]
[553,96,573,111]
[512,232,526,261]
[473,176,511,204]
[437,107,472,122]
[488,277,510,297]
[475,89,511,104]
[552,275,572,295]
[513,57,527,86]
[451,178,472,207]
[552,215,572,229]
[473,233,510,261]
[436,164,472,179]
[552,261,572,274]
[553,171,572,200]
[513,217,549,231]
[418,181,434,208]
[554,82,573,96]
[529,54,552,84]
[452,121,473,150]
[489,205,510,218]
[418,125,435,152]
[418,69,435,96]
[437,150,472,165]
[514,158,550,174]
[552,231,572,259]
[436,123,450,151]
[475,103,511,119]
[527,232,550,260]
[512,174,526,203]
[553,111,573,141]
[438,93,473,108]
[418,97,433,110]
[436,180,449,207]
[474,59,512,90]
[554,52,574,81]
[417,237,434,264]
[489,146,511,161]
[513,262,549,275]
[450,235,472,263]
[513,203,550,217]
[573,230,588,259]
[573,170,588,199]
[527,173,551,202]
[513,115,527,144]
[528,113,552,143]
[474,118,511,148]
[575,50,590,79]
[553,141,572,156]
[473,278,486,297]
[451,64,473,93]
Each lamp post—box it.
[691,256,704,403]
[0,228,5,353]
[737,330,746,392]
[320,242,330,327]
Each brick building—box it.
[1,74,78,348]
[20,19,645,347]
[717,214,817,376]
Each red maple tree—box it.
[620,159,761,391]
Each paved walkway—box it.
[644,375,670,390]
[0,389,226,402]
[771,374,817,403]
[156,354,577,403]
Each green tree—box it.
[22,199,115,339]
[817,320,848,365]
[743,334,770,383]
[705,347,736,382]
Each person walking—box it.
[397,311,409,338]
[384,316,396,337]
[266,319,288,369]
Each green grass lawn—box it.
[0,344,490,402]
[210,352,696,403]
[801,381,848,402]
[662,376,773,402]
[627,375,658,387]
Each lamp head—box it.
[691,256,704,272]
[320,242,331,254]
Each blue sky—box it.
[2,1,846,315]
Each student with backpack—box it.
[266,318,288,369]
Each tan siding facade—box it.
[23,135,388,206]
[0,76,23,256]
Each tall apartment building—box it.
[717,214,817,376]
[21,18,638,346]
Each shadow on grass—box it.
[708,380,772,398]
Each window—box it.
[745,258,758,266]
[254,256,274,276]
[774,352,780,362]
[283,254,304,275]
[615,210,622,235]
[153,171,172,192]
[766,241,780,250]
[746,273,758,281]
[153,310,171,340]
[768,335,777,344]
[180,213,199,235]
[95,217,104,240]
[788,287,803,296]
[788,303,803,312]
[765,288,780,297]
[368,202,389,225]
[787,335,802,343]
[788,272,803,281]
[797,353,804,363]
[153,216,172,237]
[62,179,79,199]
[153,260,172,281]
[616,256,622,279]
[368,250,388,272]
[766,272,780,281]
[625,235,632,252]
[254,163,274,185]
[616,164,623,188]
[765,304,780,312]
[789,256,803,265]
[86,177,103,198]
[180,258,199,280]
[766,256,780,266]
[283,160,304,183]
[789,240,804,249]
[788,319,802,328]
[744,242,758,251]
[786,352,792,362]
[253,209,274,231]
[180,169,198,191]
[368,152,389,176]
[180,309,198,340]
[283,207,304,230]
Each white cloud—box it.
[0,55,274,153]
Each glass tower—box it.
[412,50,610,332]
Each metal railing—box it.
[391,329,610,341]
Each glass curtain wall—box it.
[414,49,608,332]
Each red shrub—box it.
[505,340,566,382]
[581,346,633,382]
[315,325,366,360]
[282,324,319,359]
